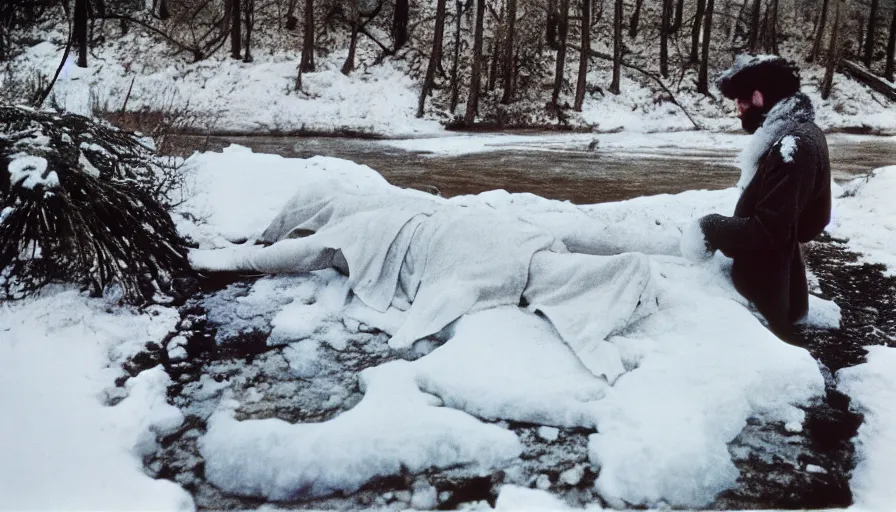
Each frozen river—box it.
[178,131,896,204]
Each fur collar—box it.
[736,92,815,189]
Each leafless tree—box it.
[863,0,878,66]
[75,0,88,67]
[552,0,569,106]
[574,0,590,110]
[698,0,715,93]
[809,0,829,62]
[610,0,622,94]
[501,0,517,104]
[450,0,463,111]
[821,0,846,99]
[660,0,672,77]
[691,0,706,63]
[886,7,896,80]
[749,0,761,51]
[393,0,409,50]
[231,0,242,59]
[629,0,644,37]
[464,0,485,124]
[418,0,448,117]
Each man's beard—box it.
[740,106,767,134]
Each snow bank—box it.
[837,346,896,511]
[0,289,193,511]
[199,359,522,500]
[828,166,896,275]
[590,256,824,508]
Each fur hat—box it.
[717,54,801,105]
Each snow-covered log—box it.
[0,105,191,303]
[839,60,896,101]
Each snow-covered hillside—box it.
[1,144,894,510]
[4,11,896,137]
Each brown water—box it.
[177,133,895,205]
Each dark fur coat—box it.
[700,93,831,336]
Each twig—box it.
[120,76,136,113]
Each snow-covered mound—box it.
[0,289,194,510]
[837,346,896,511]
[828,165,896,275]
[177,146,829,507]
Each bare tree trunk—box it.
[766,0,778,53]
[810,0,829,62]
[629,0,644,37]
[488,15,501,92]
[300,0,314,72]
[0,18,5,63]
[342,29,359,75]
[574,0,591,109]
[660,0,671,77]
[418,0,448,118]
[698,0,715,94]
[465,0,485,124]
[501,0,517,103]
[670,0,685,33]
[552,0,570,106]
[75,0,88,67]
[243,0,253,63]
[821,0,844,99]
[610,0,623,94]
[547,0,559,48]
[393,0,409,51]
[748,0,761,51]
[450,0,463,111]
[886,7,896,81]
[691,0,706,63]
[159,0,170,19]
[863,0,878,66]
[231,0,242,59]
[857,15,864,59]
[286,0,299,30]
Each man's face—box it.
[736,90,766,134]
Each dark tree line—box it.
[3,0,896,125]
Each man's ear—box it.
[752,90,765,108]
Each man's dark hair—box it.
[717,55,802,107]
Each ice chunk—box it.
[495,485,571,511]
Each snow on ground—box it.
[8,35,442,138]
[827,166,896,275]
[0,288,194,511]
[175,147,833,507]
[3,140,895,510]
[6,24,896,137]
[837,346,896,511]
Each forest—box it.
[1,0,895,129]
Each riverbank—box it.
[6,23,896,140]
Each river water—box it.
[178,132,895,204]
